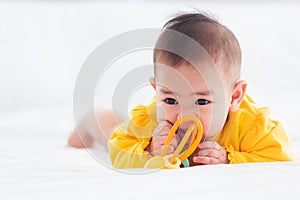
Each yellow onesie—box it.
[108,95,294,168]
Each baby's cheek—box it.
[201,117,224,139]
[199,112,216,139]
[198,106,217,139]
[155,103,166,122]
[200,118,209,139]
[156,103,177,124]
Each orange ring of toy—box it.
[161,116,203,162]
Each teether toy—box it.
[144,116,203,169]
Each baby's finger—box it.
[170,136,178,148]
[153,121,173,136]
[161,137,178,154]
[198,141,221,150]
[150,135,167,155]
[165,144,176,155]
[195,144,229,164]
[193,156,220,165]
[154,136,168,148]
[196,148,220,159]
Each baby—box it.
[69,12,294,168]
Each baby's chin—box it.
[203,131,221,142]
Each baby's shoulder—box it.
[130,98,157,127]
[130,104,151,127]
[239,94,271,120]
[235,94,272,134]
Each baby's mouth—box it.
[176,128,206,144]
[175,128,195,149]
[176,128,187,139]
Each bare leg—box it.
[68,109,126,148]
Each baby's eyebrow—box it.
[160,88,213,96]
[193,90,214,96]
[160,88,176,95]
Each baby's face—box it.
[153,62,233,140]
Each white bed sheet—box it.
[1,108,300,200]
[1,135,300,200]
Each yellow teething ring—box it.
[161,116,203,162]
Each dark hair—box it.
[154,12,242,82]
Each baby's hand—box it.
[149,121,178,156]
[192,141,229,165]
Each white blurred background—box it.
[1,0,300,140]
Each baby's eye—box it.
[195,99,210,105]
[164,98,178,105]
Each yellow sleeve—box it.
[108,126,152,168]
[221,96,294,164]
[108,100,158,169]
[226,121,294,164]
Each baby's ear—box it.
[149,77,156,90]
[229,80,247,112]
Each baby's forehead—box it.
[154,60,229,94]
[156,56,231,84]
[155,59,223,78]
[156,65,210,88]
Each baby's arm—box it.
[224,123,294,163]
[149,120,178,156]
[68,109,126,148]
